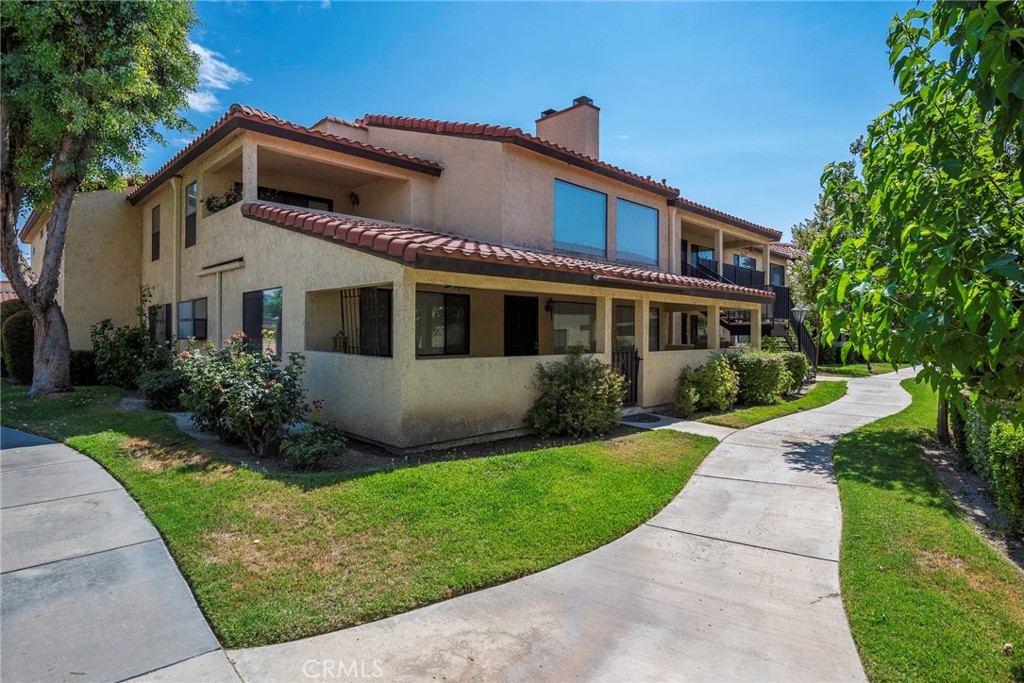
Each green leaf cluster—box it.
[813,1,1024,411]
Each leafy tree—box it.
[0,1,198,394]
[788,138,865,362]
[814,2,1024,437]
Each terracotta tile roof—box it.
[0,280,19,303]
[357,114,680,198]
[241,202,773,301]
[128,104,443,205]
[673,197,783,240]
[747,242,807,260]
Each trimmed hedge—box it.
[1,309,34,384]
[526,348,626,438]
[695,354,740,411]
[962,398,1024,535]
[778,351,810,394]
[988,422,1024,536]
[0,299,28,378]
[731,350,788,405]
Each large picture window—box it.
[151,205,160,261]
[616,199,659,266]
[416,292,469,356]
[184,181,197,248]
[554,180,606,257]
[770,263,786,286]
[177,297,207,340]
[243,287,283,358]
[552,301,596,354]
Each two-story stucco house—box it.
[21,96,806,451]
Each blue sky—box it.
[155,1,909,241]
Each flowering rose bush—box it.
[177,333,307,457]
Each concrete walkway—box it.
[0,427,238,683]
[226,371,914,682]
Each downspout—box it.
[171,175,182,341]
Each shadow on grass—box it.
[834,424,963,515]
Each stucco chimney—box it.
[535,95,600,159]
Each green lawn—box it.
[818,363,912,378]
[1,384,716,648]
[835,379,1024,682]
[699,380,847,429]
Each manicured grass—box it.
[835,379,1024,683]
[1,384,716,649]
[818,363,912,378]
[699,380,847,429]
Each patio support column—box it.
[715,229,724,277]
[636,298,650,406]
[242,138,258,202]
[392,275,416,365]
[707,304,720,350]
[596,295,613,360]
[751,305,762,349]
[764,246,772,286]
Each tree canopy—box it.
[0,0,199,393]
[813,1,1024,411]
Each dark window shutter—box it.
[151,206,160,261]
[359,288,392,358]
[185,213,196,248]
[243,291,263,350]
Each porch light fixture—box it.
[791,306,810,325]
[348,192,360,210]
[544,298,555,315]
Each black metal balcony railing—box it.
[721,262,766,288]
[680,254,722,282]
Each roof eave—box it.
[129,114,443,207]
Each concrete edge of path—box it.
[0,426,231,683]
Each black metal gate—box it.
[612,349,640,407]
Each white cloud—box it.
[615,134,631,140]
[187,42,251,114]
[320,0,331,8]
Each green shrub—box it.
[138,367,188,411]
[177,333,307,457]
[778,351,810,394]
[525,348,625,438]
[964,403,995,481]
[761,336,789,352]
[675,368,700,418]
[69,350,98,386]
[694,354,739,411]
[90,318,152,389]
[0,298,28,378]
[732,350,788,405]
[279,401,347,471]
[1,309,34,384]
[988,421,1024,536]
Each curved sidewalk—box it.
[229,372,914,682]
[0,427,238,683]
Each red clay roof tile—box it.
[241,201,773,300]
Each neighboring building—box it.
[21,97,805,450]
[0,280,19,303]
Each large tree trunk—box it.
[937,398,950,444]
[29,302,72,395]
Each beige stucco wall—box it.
[31,190,142,349]
[642,348,715,407]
